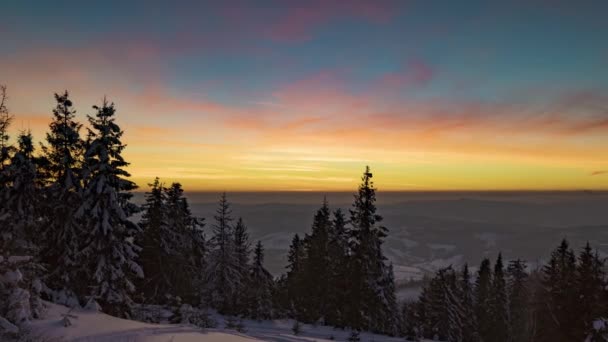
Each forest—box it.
[0,87,607,341]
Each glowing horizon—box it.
[1,1,608,192]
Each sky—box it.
[1,0,608,191]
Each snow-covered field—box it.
[30,302,410,342]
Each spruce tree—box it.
[138,178,174,303]
[300,199,332,323]
[165,182,205,303]
[460,264,477,342]
[536,239,577,341]
[75,99,142,317]
[0,132,41,256]
[474,258,492,342]
[507,259,530,342]
[205,192,240,314]
[576,242,606,339]
[347,166,396,334]
[248,241,274,320]
[40,91,84,304]
[326,208,350,327]
[285,233,305,318]
[233,217,251,314]
[489,253,509,342]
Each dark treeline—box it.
[1,87,607,341]
[402,240,608,341]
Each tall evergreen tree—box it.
[460,264,477,342]
[489,253,509,342]
[536,239,577,342]
[346,166,396,334]
[325,208,350,327]
[300,199,332,323]
[0,132,41,256]
[507,259,530,342]
[285,233,305,318]
[40,91,84,304]
[138,178,175,303]
[247,241,274,320]
[165,182,205,303]
[575,242,606,339]
[233,217,251,314]
[205,192,240,314]
[474,258,492,342]
[75,99,142,317]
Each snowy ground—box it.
[30,302,411,342]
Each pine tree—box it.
[40,91,84,304]
[0,132,41,256]
[489,253,509,342]
[326,208,350,328]
[576,242,606,339]
[536,239,577,341]
[233,217,251,314]
[474,258,492,342]
[300,199,332,323]
[165,182,205,304]
[507,259,530,342]
[285,233,305,319]
[205,192,240,314]
[248,241,274,320]
[138,178,175,303]
[460,264,477,342]
[75,99,142,317]
[346,166,396,334]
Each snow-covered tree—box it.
[346,166,397,334]
[40,91,84,305]
[233,217,251,314]
[247,241,274,320]
[205,192,240,314]
[0,132,41,256]
[164,182,205,304]
[300,199,332,323]
[75,99,142,317]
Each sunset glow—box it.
[2,1,608,191]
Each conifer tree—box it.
[138,178,174,303]
[206,192,240,314]
[489,253,509,342]
[346,166,396,334]
[460,264,477,342]
[325,208,350,327]
[40,91,84,304]
[576,242,606,339]
[248,241,274,320]
[300,199,332,323]
[233,217,251,314]
[474,258,492,342]
[75,99,142,317]
[165,182,205,303]
[285,233,305,318]
[0,132,41,256]
[507,259,530,342]
[536,239,577,341]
